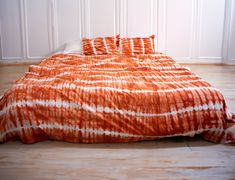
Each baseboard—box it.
[0,59,41,65]
[175,58,235,65]
[1,58,235,65]
[175,58,222,64]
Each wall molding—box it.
[0,0,24,60]
[149,0,154,35]
[123,0,156,37]
[115,0,119,35]
[51,0,82,52]
[222,0,235,64]
[176,58,222,64]
[50,0,58,52]
[80,0,85,38]
[82,0,119,38]
[0,59,41,64]
[197,0,204,59]
[25,0,54,59]
[21,0,48,59]
[0,20,2,59]
[0,0,235,64]
[152,0,158,50]
[119,0,127,36]
[190,0,198,58]
[157,0,167,53]
[78,0,83,39]
[83,0,90,38]
[22,0,29,59]
[48,0,54,54]
[222,0,232,63]
[19,0,26,59]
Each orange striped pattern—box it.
[120,35,155,55]
[82,35,119,55]
[0,53,235,144]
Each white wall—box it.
[0,0,235,64]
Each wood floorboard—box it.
[0,63,235,179]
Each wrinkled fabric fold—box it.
[0,53,235,144]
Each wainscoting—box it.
[1,0,235,64]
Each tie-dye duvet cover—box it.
[0,53,235,143]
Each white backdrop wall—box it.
[0,0,235,64]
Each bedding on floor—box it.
[0,53,235,143]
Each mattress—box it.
[0,53,235,143]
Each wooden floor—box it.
[0,63,235,179]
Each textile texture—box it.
[0,53,235,143]
[120,35,155,55]
[82,36,118,55]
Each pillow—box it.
[82,35,119,55]
[63,39,82,54]
[120,35,155,55]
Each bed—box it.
[0,53,235,144]
[0,35,235,144]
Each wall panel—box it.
[0,0,23,59]
[55,0,81,51]
[0,0,235,64]
[25,0,51,58]
[227,0,235,63]
[165,0,194,58]
[199,0,225,59]
[126,0,153,37]
[89,0,117,38]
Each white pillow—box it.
[63,39,82,54]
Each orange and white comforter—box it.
[0,53,235,143]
